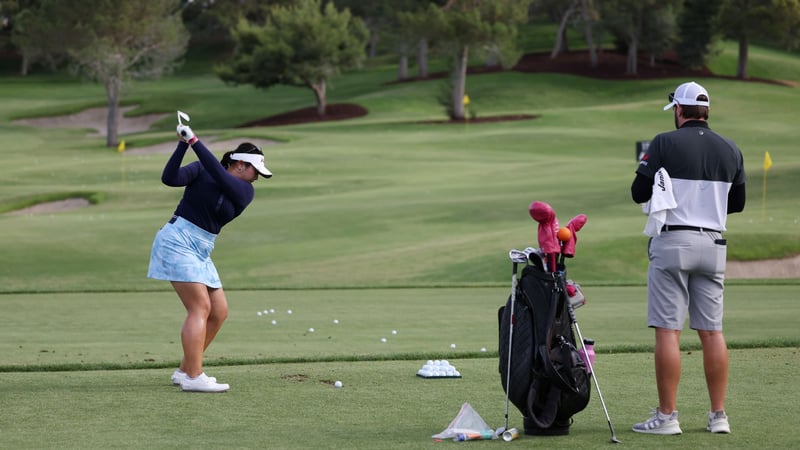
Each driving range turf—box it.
[1,38,799,448]
[1,288,798,449]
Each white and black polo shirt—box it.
[637,121,746,232]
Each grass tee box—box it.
[0,349,798,449]
[1,285,797,370]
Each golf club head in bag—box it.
[561,214,588,258]
[524,247,547,272]
[509,249,529,264]
[528,201,560,256]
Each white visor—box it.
[230,153,272,178]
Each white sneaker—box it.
[632,408,682,435]
[171,369,215,386]
[707,410,730,433]
[180,373,229,393]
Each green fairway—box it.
[1,46,800,292]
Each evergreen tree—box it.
[12,0,188,147]
[676,0,723,69]
[217,0,368,117]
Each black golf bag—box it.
[498,265,591,435]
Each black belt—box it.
[168,215,179,224]
[661,225,720,233]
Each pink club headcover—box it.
[562,214,587,257]
[528,201,560,254]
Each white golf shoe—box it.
[707,410,731,433]
[171,369,215,386]
[180,373,229,393]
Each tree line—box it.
[1,0,798,146]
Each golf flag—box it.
[117,139,126,153]
[761,151,772,222]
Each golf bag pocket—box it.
[550,340,590,420]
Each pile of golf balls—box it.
[417,360,461,378]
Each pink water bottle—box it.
[579,338,595,373]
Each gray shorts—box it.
[647,230,727,331]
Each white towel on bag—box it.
[642,168,676,237]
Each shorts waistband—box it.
[661,225,721,233]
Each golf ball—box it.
[557,227,572,242]
[287,309,293,314]
[481,347,487,352]
[308,327,315,333]
[391,330,397,335]
[271,320,277,325]
[334,380,343,388]
[263,310,269,314]
[380,338,387,343]
[257,311,262,316]
[450,343,456,349]
[269,309,275,313]
[333,319,339,324]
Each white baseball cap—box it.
[230,153,272,178]
[663,81,710,110]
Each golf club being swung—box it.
[177,111,191,139]
[177,110,190,126]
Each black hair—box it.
[221,142,264,169]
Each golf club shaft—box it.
[568,303,620,443]
[503,262,518,431]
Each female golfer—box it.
[148,122,271,392]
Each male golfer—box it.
[630,81,746,435]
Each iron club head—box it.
[177,110,190,126]
[508,249,528,264]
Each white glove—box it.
[177,124,198,145]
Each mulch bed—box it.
[238,103,368,127]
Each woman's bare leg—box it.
[172,281,211,378]
[204,287,229,350]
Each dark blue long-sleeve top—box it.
[162,140,255,234]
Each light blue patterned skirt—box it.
[147,216,221,288]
